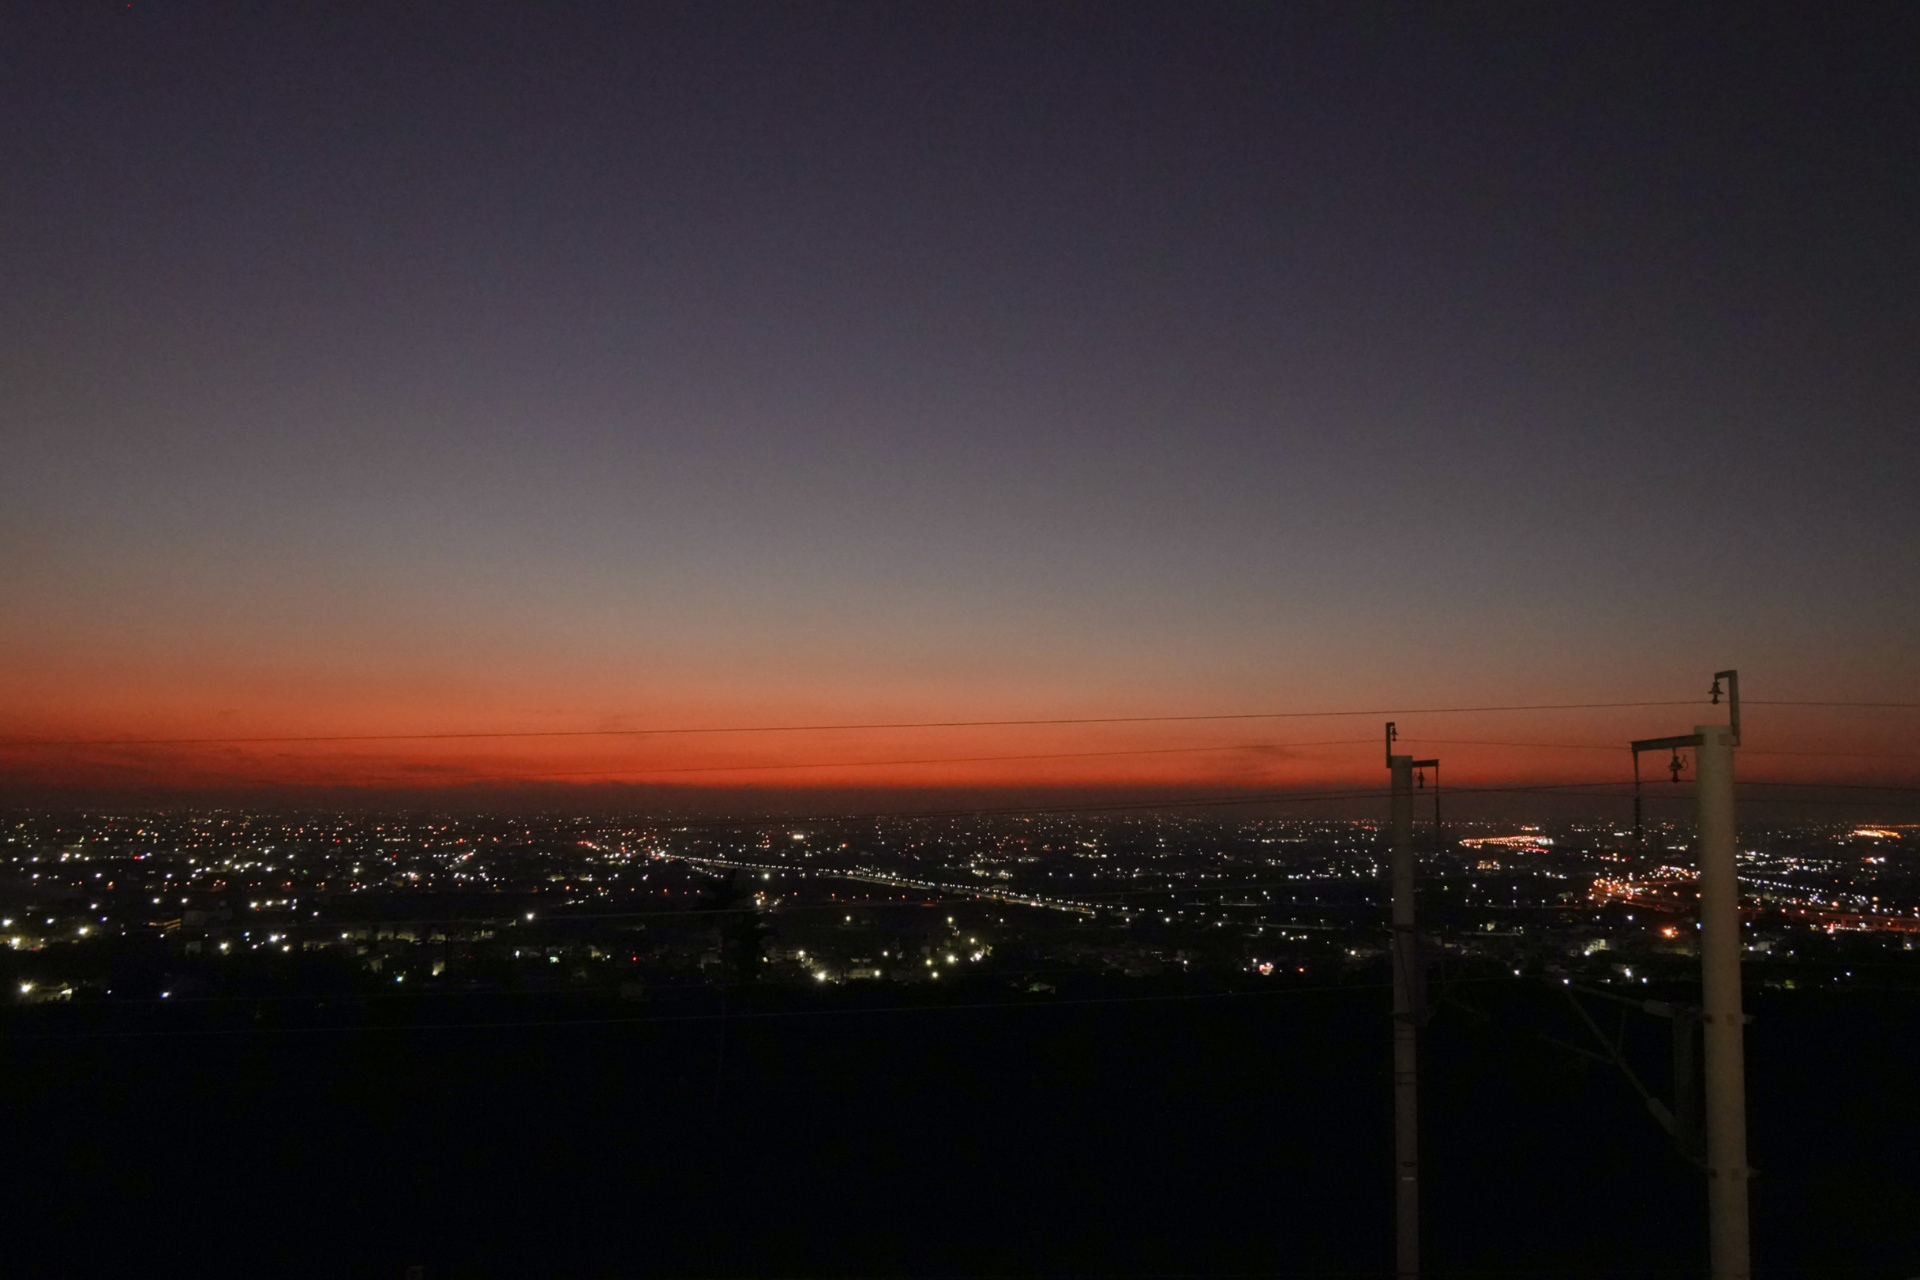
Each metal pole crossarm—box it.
[1568,983,1685,1020]
[1711,669,1741,746]
[1631,733,1704,755]
[1410,760,1441,843]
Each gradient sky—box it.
[3,2,1916,801]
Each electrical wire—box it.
[0,975,1487,1040]
[80,738,1383,790]
[1406,738,1920,760]
[0,700,1716,748]
[1748,700,1920,709]
[612,781,1562,826]
[795,776,1920,822]
[9,696,1917,751]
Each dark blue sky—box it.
[3,2,1916,791]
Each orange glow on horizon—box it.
[7,710,1912,802]
[4,660,1914,801]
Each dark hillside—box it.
[2,980,1912,1278]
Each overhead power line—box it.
[191,736,1382,786]
[1748,700,1920,709]
[1407,738,1920,760]
[747,778,1920,824]
[587,779,1685,827]
[116,738,1384,788]
[7,696,1913,752]
[8,976,1523,1042]
[0,700,1717,748]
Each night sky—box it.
[4,2,1916,798]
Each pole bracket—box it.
[1631,733,1703,755]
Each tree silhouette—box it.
[696,869,771,985]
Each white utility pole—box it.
[1632,670,1749,1280]
[1385,724,1426,1280]
[1694,719,1749,1278]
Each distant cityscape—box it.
[5,810,1914,1010]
